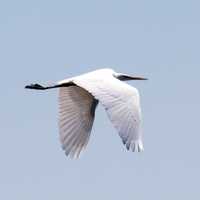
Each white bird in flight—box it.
[25,68,147,158]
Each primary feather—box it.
[59,86,98,158]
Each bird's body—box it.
[26,68,147,158]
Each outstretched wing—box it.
[74,77,144,152]
[59,85,98,158]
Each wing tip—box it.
[125,140,144,152]
[64,149,81,159]
[62,144,86,159]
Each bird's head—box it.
[95,68,148,81]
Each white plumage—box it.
[26,68,147,158]
[59,86,97,158]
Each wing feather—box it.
[59,85,98,158]
[74,77,144,152]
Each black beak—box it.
[116,73,148,81]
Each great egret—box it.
[25,68,147,158]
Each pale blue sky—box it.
[1,0,200,199]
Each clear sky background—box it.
[1,0,200,199]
